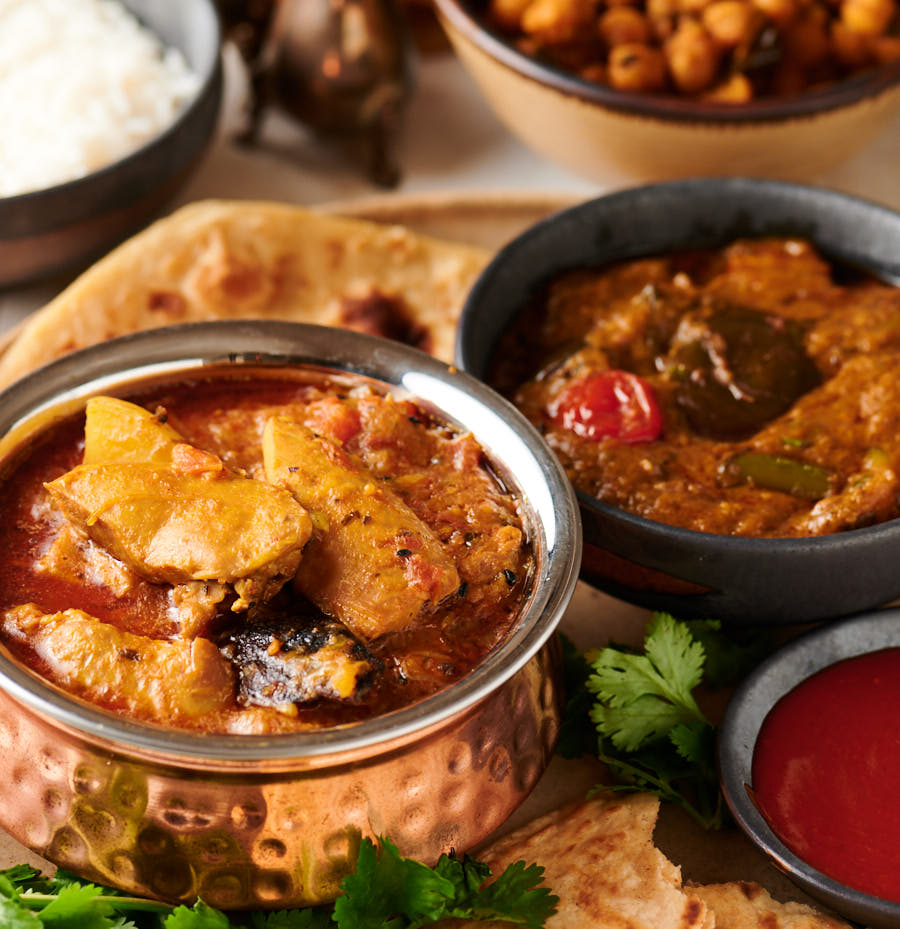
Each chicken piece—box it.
[82,396,183,465]
[45,462,311,611]
[263,416,460,639]
[36,525,138,597]
[2,603,233,721]
[220,609,379,709]
[47,396,312,611]
[169,580,229,638]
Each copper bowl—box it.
[0,321,580,909]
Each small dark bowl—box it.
[0,0,222,287]
[719,608,900,928]
[457,178,900,624]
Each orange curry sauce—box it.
[0,376,531,733]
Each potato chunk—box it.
[45,462,311,610]
[263,416,460,639]
[2,603,233,720]
[82,396,182,465]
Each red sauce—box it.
[752,647,900,902]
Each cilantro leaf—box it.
[249,910,332,928]
[451,860,557,929]
[39,883,118,929]
[587,614,706,752]
[584,613,730,829]
[335,837,454,929]
[684,620,776,689]
[0,895,44,929]
[164,900,231,929]
[669,720,713,764]
[0,838,557,929]
[643,613,706,704]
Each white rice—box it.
[0,0,201,197]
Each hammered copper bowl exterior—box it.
[0,322,580,908]
[0,645,560,909]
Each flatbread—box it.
[0,199,490,388]
[691,883,851,929]
[438,792,714,929]
[437,795,852,929]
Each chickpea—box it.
[607,42,669,88]
[703,71,755,98]
[599,5,653,43]
[702,0,764,46]
[750,0,799,26]
[782,7,831,65]
[680,0,715,15]
[840,0,896,33]
[490,0,534,30]
[665,18,722,92]
[521,0,596,41]
[830,19,874,65]
[647,0,680,36]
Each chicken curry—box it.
[0,375,531,733]
[491,237,900,537]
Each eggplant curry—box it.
[491,237,900,537]
[0,376,531,733]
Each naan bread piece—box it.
[440,793,713,929]
[692,882,852,929]
[0,200,490,388]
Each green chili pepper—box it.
[727,453,833,500]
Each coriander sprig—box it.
[559,613,774,831]
[0,839,557,929]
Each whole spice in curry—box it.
[0,375,531,733]
[491,237,900,537]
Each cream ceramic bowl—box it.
[433,0,900,182]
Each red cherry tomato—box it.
[550,370,663,443]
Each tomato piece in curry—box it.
[491,237,900,538]
[0,376,531,733]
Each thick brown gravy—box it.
[492,237,900,537]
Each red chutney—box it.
[752,647,900,902]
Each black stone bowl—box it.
[456,178,900,624]
[0,0,222,287]
[719,608,900,928]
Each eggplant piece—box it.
[221,610,380,708]
[664,302,820,439]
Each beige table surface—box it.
[0,38,893,920]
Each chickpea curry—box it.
[0,376,531,733]
[491,237,900,537]
[480,0,900,100]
